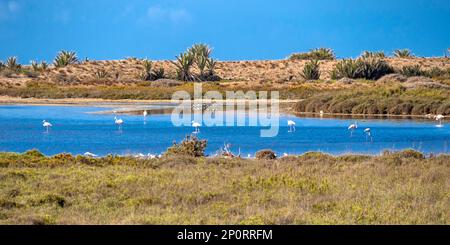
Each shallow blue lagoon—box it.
[0,105,448,156]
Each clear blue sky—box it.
[0,0,449,63]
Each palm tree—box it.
[393,49,413,58]
[206,57,217,76]
[6,56,21,72]
[189,43,212,78]
[53,51,78,67]
[171,52,195,81]
[139,59,153,80]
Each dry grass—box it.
[1,58,449,87]
[0,150,448,224]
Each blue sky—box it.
[0,0,449,63]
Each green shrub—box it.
[399,65,425,77]
[383,149,425,160]
[294,86,449,115]
[40,61,49,71]
[171,52,195,81]
[427,67,446,78]
[53,51,78,67]
[31,60,40,71]
[331,59,359,79]
[204,58,220,81]
[255,149,276,160]
[165,135,207,157]
[301,60,321,80]
[356,58,394,80]
[95,69,109,79]
[139,59,153,81]
[151,67,166,80]
[24,149,45,158]
[289,48,335,60]
[393,49,414,58]
[189,43,212,78]
[331,58,393,80]
[360,51,386,58]
[6,57,21,72]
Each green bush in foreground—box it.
[255,149,277,160]
[165,135,207,157]
[289,48,335,60]
[0,149,448,224]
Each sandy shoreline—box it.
[0,96,439,119]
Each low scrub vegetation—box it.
[0,149,448,224]
[300,60,321,80]
[289,48,335,60]
[295,86,450,115]
[6,57,21,72]
[393,49,414,58]
[360,51,386,58]
[255,149,277,160]
[399,65,426,77]
[53,51,78,68]
[165,135,207,157]
[331,58,394,80]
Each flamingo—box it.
[434,114,444,127]
[364,128,372,141]
[192,121,201,133]
[42,120,52,132]
[348,122,358,136]
[114,116,124,130]
[287,120,296,132]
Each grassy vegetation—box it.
[170,44,220,82]
[331,58,394,80]
[0,80,324,100]
[393,49,414,58]
[289,48,335,60]
[360,51,386,58]
[0,149,448,224]
[53,51,78,68]
[295,85,450,115]
[300,60,321,80]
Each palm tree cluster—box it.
[6,57,22,72]
[300,60,321,80]
[31,60,49,72]
[171,43,220,81]
[331,58,394,80]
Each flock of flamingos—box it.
[37,108,446,158]
[41,108,446,137]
